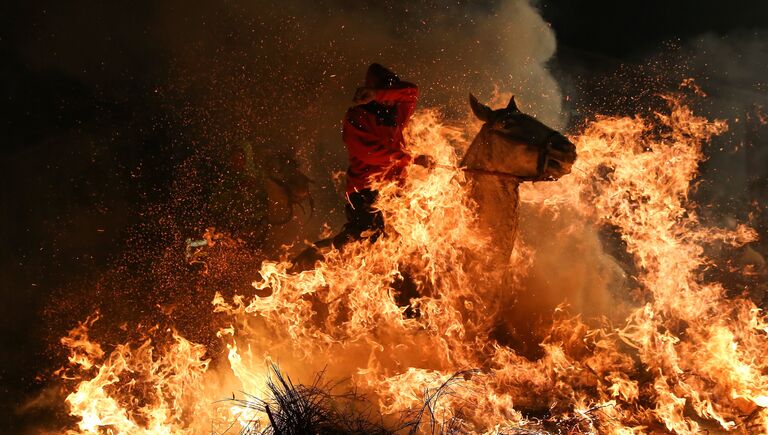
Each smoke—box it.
[682,32,768,218]
[10,0,652,431]
[564,31,768,294]
[14,0,570,256]
[6,0,768,431]
[110,0,592,343]
[678,32,768,304]
[557,29,768,229]
[523,30,768,335]
[146,0,567,244]
[6,0,569,427]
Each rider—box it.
[293,63,431,268]
[334,63,428,246]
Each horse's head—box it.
[463,94,577,181]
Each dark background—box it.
[2,0,767,432]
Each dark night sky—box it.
[542,1,768,58]
[2,1,767,432]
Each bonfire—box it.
[55,84,766,434]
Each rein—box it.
[433,165,553,183]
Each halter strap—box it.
[535,130,560,178]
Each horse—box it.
[287,94,575,272]
[461,94,577,265]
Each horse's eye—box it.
[501,119,517,129]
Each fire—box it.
[57,88,767,433]
[60,316,211,434]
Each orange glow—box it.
[58,89,766,433]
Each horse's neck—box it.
[463,127,522,250]
[468,174,520,268]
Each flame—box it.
[57,90,767,434]
[60,322,211,434]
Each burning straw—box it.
[57,92,767,434]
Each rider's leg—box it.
[289,189,383,273]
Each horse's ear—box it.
[469,93,493,122]
[507,95,519,112]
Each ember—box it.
[58,92,766,433]
[6,2,768,435]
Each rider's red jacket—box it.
[342,82,419,194]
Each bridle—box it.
[533,130,563,181]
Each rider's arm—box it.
[375,82,418,125]
[343,111,410,168]
[374,81,418,103]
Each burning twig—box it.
[544,402,617,433]
[226,365,389,435]
[402,369,481,435]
